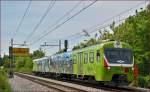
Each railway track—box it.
[63,79,149,92]
[15,73,149,92]
[15,73,107,92]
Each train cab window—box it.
[84,53,88,63]
[73,55,77,64]
[89,52,94,63]
[96,50,100,62]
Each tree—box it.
[31,50,45,59]
[0,57,3,66]
[2,55,10,68]
[14,57,33,73]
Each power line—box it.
[28,1,83,48]
[43,18,125,47]
[44,1,146,45]
[30,0,97,45]
[12,0,32,39]
[30,0,83,43]
[30,1,146,52]
[42,1,148,56]
[85,1,146,31]
[67,1,146,43]
[24,0,56,42]
[68,18,126,43]
[67,1,147,39]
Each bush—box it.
[138,75,150,88]
[0,68,11,92]
[145,75,150,88]
[15,57,33,74]
[138,76,146,87]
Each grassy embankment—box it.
[0,67,11,92]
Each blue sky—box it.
[1,1,148,56]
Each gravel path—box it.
[9,75,59,92]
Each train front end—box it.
[101,41,137,85]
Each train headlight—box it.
[132,67,134,70]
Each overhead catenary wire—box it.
[55,18,126,46]
[24,0,56,42]
[44,1,146,45]
[30,1,147,54]
[12,0,32,39]
[85,1,146,31]
[30,0,83,43]
[29,0,83,48]
[71,18,126,41]
[67,1,147,44]
[50,18,125,51]
[30,0,97,46]
[75,1,147,39]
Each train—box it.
[32,41,138,86]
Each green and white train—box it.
[33,41,137,85]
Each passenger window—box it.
[89,52,94,63]
[96,50,100,62]
[73,55,77,64]
[84,53,88,63]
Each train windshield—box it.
[104,48,133,64]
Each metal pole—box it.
[43,42,46,55]
[59,40,61,51]
[45,42,46,46]
[9,38,14,78]
[0,0,1,58]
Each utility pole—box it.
[0,0,1,58]
[59,40,61,51]
[9,38,28,78]
[9,39,13,78]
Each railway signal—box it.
[64,40,68,52]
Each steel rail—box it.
[15,72,150,92]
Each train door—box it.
[78,52,83,75]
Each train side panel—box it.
[94,42,134,83]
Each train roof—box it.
[51,51,72,57]
[72,41,131,52]
[33,41,130,61]
[33,57,48,62]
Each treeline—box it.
[14,50,45,73]
[1,50,45,74]
[14,57,33,73]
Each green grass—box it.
[0,68,11,92]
